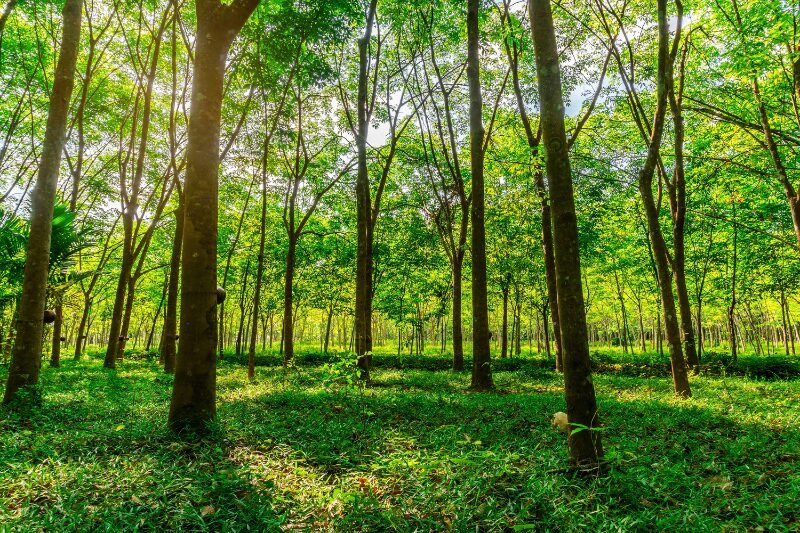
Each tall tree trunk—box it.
[634,0,691,397]
[613,269,630,353]
[105,11,170,368]
[3,0,81,405]
[218,175,257,358]
[503,19,562,372]
[529,0,604,471]
[467,0,493,390]
[0,0,16,38]
[515,297,522,356]
[169,0,259,434]
[666,31,699,372]
[117,275,138,357]
[354,0,378,379]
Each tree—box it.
[168,0,260,434]
[467,0,492,390]
[3,0,82,405]
[529,0,604,471]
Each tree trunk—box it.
[117,275,138,357]
[3,0,81,405]
[529,0,604,471]
[146,274,168,351]
[324,305,333,354]
[634,0,691,397]
[467,0,493,391]
[667,40,700,372]
[248,146,269,380]
[235,262,250,357]
[0,0,17,39]
[501,285,509,359]
[50,294,63,368]
[169,0,259,434]
[282,239,297,364]
[503,9,562,371]
[729,203,738,362]
[354,0,378,379]
[162,199,183,373]
[452,259,464,370]
[74,296,90,360]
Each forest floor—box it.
[1,348,799,531]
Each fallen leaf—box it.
[201,505,215,517]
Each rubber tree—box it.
[168,0,260,434]
[3,0,82,405]
[529,0,604,471]
[354,0,378,378]
[467,0,493,390]
[634,0,692,397]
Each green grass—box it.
[1,351,799,531]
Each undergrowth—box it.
[0,350,798,531]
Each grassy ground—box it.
[1,350,799,531]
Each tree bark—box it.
[666,29,699,372]
[162,199,183,373]
[529,0,604,471]
[467,0,493,390]
[0,0,17,49]
[501,284,509,359]
[354,0,378,379]
[324,305,333,354]
[49,294,63,368]
[635,0,691,396]
[169,0,259,434]
[452,260,464,370]
[74,297,90,360]
[248,143,270,380]
[502,16,562,371]
[728,201,738,362]
[3,0,81,404]
[282,239,297,364]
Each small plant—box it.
[321,351,363,390]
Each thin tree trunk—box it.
[248,143,269,380]
[667,33,700,372]
[501,284,509,358]
[282,239,297,364]
[634,0,691,396]
[467,0,492,390]
[74,296,90,360]
[324,305,333,354]
[354,0,378,380]
[452,260,464,370]
[529,0,604,470]
[50,294,63,368]
[162,199,183,373]
[146,273,168,351]
[729,200,738,362]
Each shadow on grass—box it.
[2,356,799,530]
